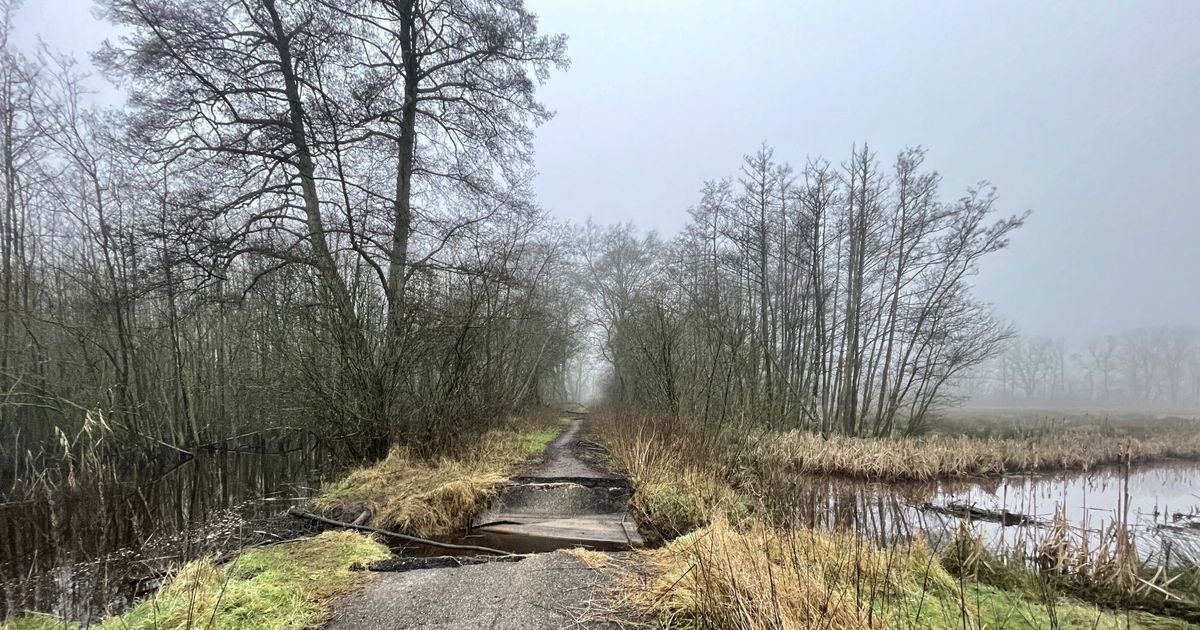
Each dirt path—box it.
[326,415,634,630]
[525,416,615,479]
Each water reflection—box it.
[770,462,1200,568]
[0,436,340,624]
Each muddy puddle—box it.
[776,461,1200,569]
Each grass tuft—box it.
[594,408,739,541]
[618,517,959,629]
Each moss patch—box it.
[904,580,1196,629]
[2,615,81,630]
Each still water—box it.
[0,436,342,624]
[780,462,1200,568]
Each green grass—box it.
[518,421,564,456]
[2,531,389,630]
[900,581,1195,629]
[1,615,79,630]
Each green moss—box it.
[631,478,710,540]
[3,532,388,630]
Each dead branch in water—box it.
[286,507,514,556]
[919,501,1043,526]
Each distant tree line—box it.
[581,144,1026,436]
[0,0,578,457]
[959,327,1200,409]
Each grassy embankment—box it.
[2,410,565,629]
[591,407,1200,629]
[310,409,563,536]
[2,531,389,630]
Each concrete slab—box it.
[480,513,641,546]
[468,418,645,550]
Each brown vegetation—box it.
[590,407,1199,629]
[593,407,740,540]
[753,421,1200,481]
[310,412,562,537]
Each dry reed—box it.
[594,408,739,539]
[758,424,1200,481]
[615,517,956,630]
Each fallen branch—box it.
[919,501,1042,526]
[286,507,515,556]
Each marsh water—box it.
[780,461,1200,568]
[3,440,1199,624]
[0,435,345,624]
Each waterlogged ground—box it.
[0,439,339,624]
[782,462,1200,568]
[5,424,1199,626]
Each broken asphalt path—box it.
[326,415,637,630]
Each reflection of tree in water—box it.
[0,435,336,623]
[752,465,1200,571]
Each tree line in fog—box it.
[959,327,1200,409]
[580,145,1026,436]
[2,0,1052,456]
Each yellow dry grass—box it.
[758,424,1200,481]
[311,414,562,537]
[597,409,739,539]
[618,517,956,630]
[585,408,1197,629]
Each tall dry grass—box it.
[310,411,562,536]
[618,516,956,630]
[756,423,1200,481]
[590,408,1200,628]
[593,407,741,540]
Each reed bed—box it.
[619,517,955,629]
[310,412,562,537]
[757,423,1200,481]
[611,517,1187,629]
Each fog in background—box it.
[13,0,1200,404]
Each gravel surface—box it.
[328,417,633,629]
[327,552,619,630]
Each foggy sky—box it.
[13,0,1200,339]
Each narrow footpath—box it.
[327,414,638,630]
